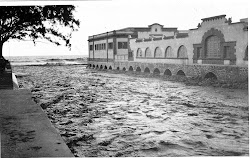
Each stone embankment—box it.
[0,89,74,158]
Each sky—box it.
[1,0,249,57]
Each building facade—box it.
[88,15,248,82]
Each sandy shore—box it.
[13,65,249,157]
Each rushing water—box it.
[14,65,249,157]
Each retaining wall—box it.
[88,61,248,82]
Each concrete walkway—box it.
[0,89,74,158]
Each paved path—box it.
[0,89,74,158]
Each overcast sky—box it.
[1,0,249,57]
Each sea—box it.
[4,55,88,66]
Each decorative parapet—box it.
[134,33,188,43]
[200,15,228,28]
[201,15,226,22]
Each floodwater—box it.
[14,65,249,157]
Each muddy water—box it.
[14,65,249,157]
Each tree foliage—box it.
[0,5,80,56]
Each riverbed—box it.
[13,65,249,157]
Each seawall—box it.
[88,61,248,82]
[0,89,74,158]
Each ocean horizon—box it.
[5,55,88,66]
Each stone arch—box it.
[129,66,134,71]
[145,47,151,58]
[96,65,99,69]
[154,47,163,58]
[176,70,185,76]
[136,67,141,72]
[89,64,92,68]
[137,48,143,57]
[201,28,225,59]
[109,66,112,70]
[153,68,160,75]
[204,72,217,80]
[122,67,126,71]
[100,65,103,69]
[164,69,172,76]
[144,67,150,73]
[93,65,95,68]
[116,67,120,70]
[104,65,107,69]
[165,46,174,58]
[177,45,188,58]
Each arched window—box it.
[178,45,188,58]
[137,48,142,57]
[165,46,174,58]
[145,47,151,58]
[154,47,162,58]
[206,35,221,58]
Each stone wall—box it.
[88,61,248,82]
